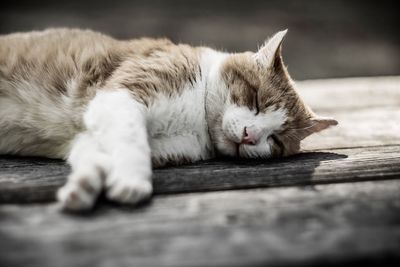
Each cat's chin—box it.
[215,138,239,158]
[217,136,250,158]
[218,142,263,159]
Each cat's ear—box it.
[254,29,288,69]
[299,117,338,139]
[309,117,338,132]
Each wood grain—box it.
[298,76,400,150]
[1,145,399,203]
[302,107,400,150]
[1,179,399,267]
[297,76,400,111]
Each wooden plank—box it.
[302,106,400,150]
[1,144,399,203]
[297,76,400,111]
[297,76,400,149]
[1,179,399,267]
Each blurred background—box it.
[1,0,399,80]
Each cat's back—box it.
[0,28,126,95]
[0,29,129,158]
[0,28,196,158]
[0,28,179,97]
[0,28,120,63]
[0,28,115,56]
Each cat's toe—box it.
[57,175,101,211]
[106,178,152,205]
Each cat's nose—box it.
[241,127,258,145]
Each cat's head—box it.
[207,30,338,158]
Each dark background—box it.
[1,0,399,80]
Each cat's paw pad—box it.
[106,178,152,204]
[57,175,101,211]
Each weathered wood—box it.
[298,76,400,150]
[297,76,400,111]
[1,145,399,203]
[1,180,399,267]
[302,107,400,150]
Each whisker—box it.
[284,122,318,132]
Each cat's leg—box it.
[84,89,153,205]
[57,132,111,210]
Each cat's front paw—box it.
[57,173,102,211]
[106,176,153,205]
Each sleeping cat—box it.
[0,28,337,211]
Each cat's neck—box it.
[200,47,229,113]
[200,48,229,146]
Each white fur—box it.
[147,76,212,163]
[221,104,287,158]
[86,90,152,203]
[147,93,211,163]
[57,132,111,210]
[146,48,230,163]
[58,90,152,210]
[201,49,234,155]
[203,48,231,120]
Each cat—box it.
[0,28,337,211]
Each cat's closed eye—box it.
[254,92,260,115]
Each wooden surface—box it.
[1,145,399,204]
[0,76,399,266]
[1,180,400,267]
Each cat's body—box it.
[0,28,337,210]
[0,29,213,163]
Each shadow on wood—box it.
[1,151,346,205]
[153,151,348,193]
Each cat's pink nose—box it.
[241,127,257,145]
